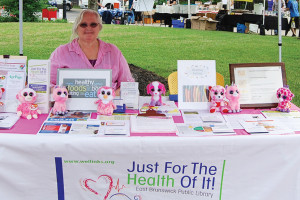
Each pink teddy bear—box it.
[225,83,241,113]
[0,87,5,106]
[95,86,116,115]
[276,86,294,112]
[16,88,41,120]
[52,86,69,115]
[147,81,166,106]
[209,85,229,113]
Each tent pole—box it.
[188,0,191,18]
[278,0,282,62]
[19,0,23,56]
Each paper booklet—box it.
[239,119,294,135]
[0,113,20,129]
[46,111,92,122]
[139,96,181,116]
[130,115,177,134]
[38,120,130,136]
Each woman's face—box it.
[77,12,101,43]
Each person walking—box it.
[286,0,299,37]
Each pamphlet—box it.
[139,97,181,116]
[239,119,294,134]
[0,113,20,129]
[120,82,139,109]
[28,59,51,113]
[130,115,177,134]
[223,114,265,129]
[46,111,92,121]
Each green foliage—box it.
[0,15,18,22]
[0,0,49,22]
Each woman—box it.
[50,9,134,95]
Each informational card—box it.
[28,59,51,114]
[178,60,216,110]
[0,57,27,112]
[57,69,112,111]
[0,112,20,129]
[120,82,139,109]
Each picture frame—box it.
[57,69,112,111]
[178,60,216,110]
[229,63,287,108]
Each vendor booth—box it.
[1,56,300,199]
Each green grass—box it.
[0,22,300,106]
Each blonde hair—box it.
[71,9,102,41]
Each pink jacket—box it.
[50,39,134,90]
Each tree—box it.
[0,0,48,22]
[88,0,98,11]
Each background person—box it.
[286,0,299,37]
[50,9,134,95]
[168,0,177,5]
[131,0,142,25]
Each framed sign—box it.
[230,63,287,108]
[57,69,112,111]
[178,60,216,110]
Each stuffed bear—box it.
[225,83,241,113]
[146,81,166,106]
[52,86,69,115]
[16,88,41,120]
[95,86,116,115]
[276,86,294,112]
[0,87,5,106]
[209,85,229,113]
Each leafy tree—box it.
[0,0,48,22]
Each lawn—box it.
[0,22,299,106]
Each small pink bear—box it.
[276,86,294,113]
[16,88,41,120]
[147,81,166,106]
[0,87,5,106]
[209,85,229,113]
[95,86,116,115]
[225,83,241,113]
[52,86,69,115]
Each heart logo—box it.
[82,175,113,200]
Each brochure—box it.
[46,111,92,121]
[0,113,20,129]
[139,96,181,116]
[239,119,294,134]
[130,115,177,134]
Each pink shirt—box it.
[50,39,134,90]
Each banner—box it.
[0,134,300,200]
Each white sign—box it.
[178,60,216,110]
[0,58,27,112]
[0,134,299,200]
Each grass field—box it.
[0,22,299,106]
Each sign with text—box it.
[57,69,112,111]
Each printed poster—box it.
[178,60,216,110]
